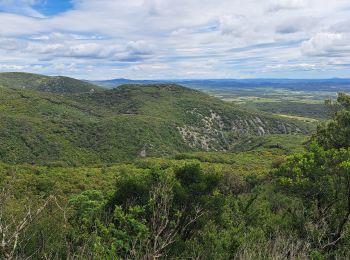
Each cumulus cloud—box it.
[219,15,246,36]
[275,16,318,35]
[126,41,154,56]
[0,0,349,79]
[0,32,157,65]
[301,32,350,57]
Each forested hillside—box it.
[0,73,349,259]
[0,72,101,93]
[0,73,311,165]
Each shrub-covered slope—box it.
[0,75,312,165]
[0,72,101,93]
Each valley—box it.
[0,72,349,259]
[0,73,311,165]
[94,78,349,122]
[1,1,349,258]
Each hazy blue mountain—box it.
[92,78,350,92]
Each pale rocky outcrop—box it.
[178,109,304,151]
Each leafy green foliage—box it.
[275,144,350,251]
[1,74,349,259]
[313,93,350,149]
[0,73,311,165]
[67,163,222,258]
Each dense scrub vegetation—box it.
[0,74,312,165]
[0,93,349,259]
[0,72,101,93]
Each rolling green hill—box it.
[0,72,101,93]
[0,73,312,165]
[5,73,347,259]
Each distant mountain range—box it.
[92,78,350,92]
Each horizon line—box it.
[1,71,350,81]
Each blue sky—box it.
[0,0,350,80]
[33,1,73,16]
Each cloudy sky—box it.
[0,0,350,79]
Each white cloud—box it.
[0,0,349,79]
[267,0,308,12]
[0,37,27,50]
[301,32,350,57]
[0,0,44,17]
[0,64,25,70]
[126,41,154,56]
[21,37,153,62]
[275,16,317,35]
[219,15,246,36]
[265,63,317,71]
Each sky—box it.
[0,0,350,80]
